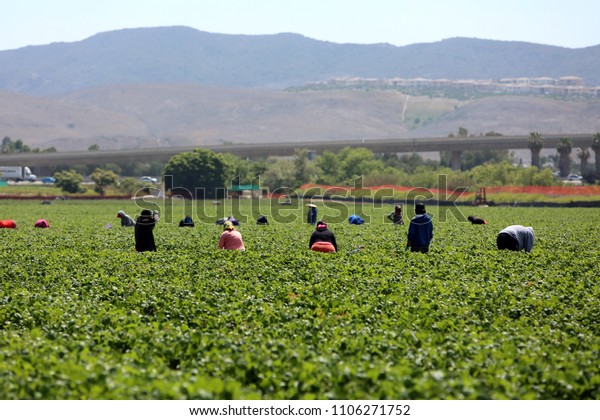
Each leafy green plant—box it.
[0,200,598,399]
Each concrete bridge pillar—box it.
[451,150,462,171]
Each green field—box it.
[0,199,599,399]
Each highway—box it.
[0,133,594,167]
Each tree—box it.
[1,137,31,153]
[556,137,572,177]
[528,132,544,169]
[458,127,469,138]
[315,151,342,184]
[163,148,230,199]
[88,144,100,151]
[54,170,85,194]
[119,177,145,195]
[260,157,296,191]
[293,148,318,188]
[576,148,590,174]
[90,168,119,195]
[336,147,384,182]
[459,150,510,171]
[591,132,600,177]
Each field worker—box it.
[406,202,433,253]
[497,225,534,252]
[218,221,245,251]
[309,220,338,253]
[117,210,135,227]
[306,203,318,225]
[179,215,194,227]
[0,220,17,228]
[468,215,487,225]
[227,215,240,226]
[135,209,159,252]
[387,204,405,225]
[348,214,365,225]
[216,215,240,226]
[34,219,49,228]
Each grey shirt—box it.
[499,225,535,252]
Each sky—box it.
[2,0,600,51]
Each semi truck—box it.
[0,166,37,182]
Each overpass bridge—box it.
[0,133,594,171]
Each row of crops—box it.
[0,199,598,399]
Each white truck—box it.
[0,166,37,182]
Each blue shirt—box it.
[407,214,433,246]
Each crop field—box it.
[0,198,599,399]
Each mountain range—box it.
[1,26,599,151]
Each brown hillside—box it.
[409,96,600,137]
[1,85,599,151]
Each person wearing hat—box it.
[387,204,405,225]
[218,221,246,251]
[497,225,534,252]
[306,203,318,225]
[406,202,433,253]
[309,220,337,253]
[117,210,135,227]
[135,209,159,252]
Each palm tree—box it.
[556,137,572,178]
[528,132,543,169]
[577,148,590,174]
[591,132,600,178]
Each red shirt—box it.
[0,220,17,228]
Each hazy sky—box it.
[3,0,599,51]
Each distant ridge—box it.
[1,27,600,151]
[1,26,599,95]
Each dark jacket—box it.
[179,216,194,227]
[307,207,318,225]
[468,215,486,225]
[407,214,433,247]
[135,212,158,252]
[309,228,338,251]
